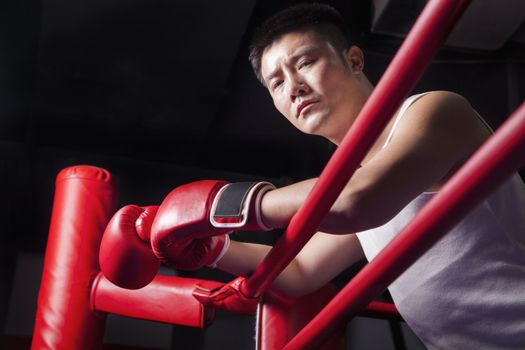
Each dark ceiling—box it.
[3,0,525,181]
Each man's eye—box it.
[299,59,315,69]
[272,80,283,90]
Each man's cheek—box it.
[274,99,288,118]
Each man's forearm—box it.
[216,240,271,277]
[260,177,362,234]
[216,240,310,296]
[216,232,365,298]
[260,178,316,229]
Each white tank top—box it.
[356,93,525,349]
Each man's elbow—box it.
[271,261,323,299]
[324,191,394,234]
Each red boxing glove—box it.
[151,180,275,266]
[157,234,231,271]
[192,277,259,315]
[99,205,160,289]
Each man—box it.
[102,3,525,349]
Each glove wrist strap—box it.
[210,182,275,230]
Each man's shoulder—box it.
[403,90,482,136]
[394,90,490,166]
[409,90,472,116]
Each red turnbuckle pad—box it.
[92,273,224,328]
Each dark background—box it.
[1,0,525,348]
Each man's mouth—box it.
[297,99,319,117]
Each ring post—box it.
[31,166,118,350]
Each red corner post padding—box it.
[91,273,224,328]
[256,284,346,350]
[31,166,118,350]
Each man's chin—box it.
[300,126,327,140]
[299,114,327,136]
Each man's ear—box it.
[344,46,365,73]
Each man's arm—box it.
[217,231,364,298]
[260,91,490,234]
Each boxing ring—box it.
[31,0,525,349]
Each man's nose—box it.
[289,79,310,102]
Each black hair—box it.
[248,3,357,85]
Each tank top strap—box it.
[382,92,431,149]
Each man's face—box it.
[261,30,366,143]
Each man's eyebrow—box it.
[264,68,281,85]
[290,46,318,62]
[264,46,319,83]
